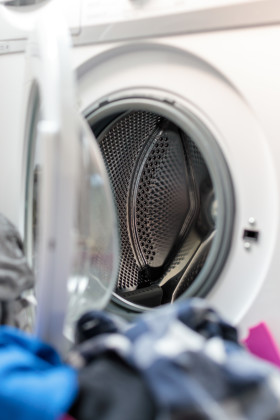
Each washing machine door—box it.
[22,11,119,351]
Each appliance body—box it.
[1,0,280,342]
[0,0,81,225]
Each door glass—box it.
[64,118,119,339]
[24,85,119,341]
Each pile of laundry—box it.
[1,212,280,420]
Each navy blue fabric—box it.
[0,326,78,420]
[75,310,126,344]
[71,299,280,420]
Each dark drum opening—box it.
[89,110,218,308]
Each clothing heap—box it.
[1,212,280,420]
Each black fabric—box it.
[0,214,34,327]
[69,356,156,420]
[75,311,125,345]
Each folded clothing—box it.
[0,326,78,420]
[69,298,280,420]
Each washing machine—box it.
[1,0,280,345]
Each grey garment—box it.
[1,298,34,330]
[0,214,34,328]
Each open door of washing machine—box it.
[22,10,119,351]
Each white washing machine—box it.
[1,0,280,345]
